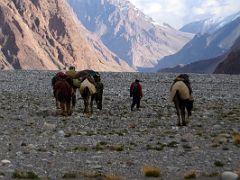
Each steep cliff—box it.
[214,37,240,74]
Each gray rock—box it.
[1,160,11,165]
[43,122,57,130]
[58,130,65,137]
[221,171,239,180]
[213,124,222,130]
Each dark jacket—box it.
[130,82,143,97]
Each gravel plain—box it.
[0,70,240,180]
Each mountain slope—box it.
[160,36,240,74]
[0,44,12,70]
[154,17,240,71]
[67,0,193,70]
[180,11,240,34]
[0,0,133,71]
[214,37,240,74]
[159,54,226,74]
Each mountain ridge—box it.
[180,11,240,34]
[153,16,240,71]
[159,33,240,74]
[68,0,193,71]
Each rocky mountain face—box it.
[214,37,240,74]
[0,46,12,69]
[154,17,240,71]
[67,0,193,71]
[0,0,133,71]
[180,11,240,34]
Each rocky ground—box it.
[0,70,240,180]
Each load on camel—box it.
[75,70,104,115]
[170,74,194,126]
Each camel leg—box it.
[56,100,61,109]
[186,100,193,117]
[173,92,181,126]
[95,91,103,110]
[60,102,67,116]
[184,100,193,125]
[55,100,60,115]
[66,101,72,116]
[84,99,89,113]
[72,90,76,110]
[90,95,94,114]
[174,101,181,126]
[180,105,186,126]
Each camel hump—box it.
[79,79,96,94]
[170,81,191,101]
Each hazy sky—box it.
[128,0,240,29]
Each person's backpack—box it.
[131,82,138,95]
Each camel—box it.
[170,74,194,126]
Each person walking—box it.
[130,79,143,111]
[66,66,78,109]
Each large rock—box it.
[221,171,239,180]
